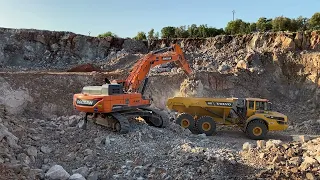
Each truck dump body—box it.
[167,97,238,125]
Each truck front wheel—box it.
[175,113,195,131]
[245,119,268,140]
[196,116,216,136]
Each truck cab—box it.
[240,98,288,139]
[246,98,273,116]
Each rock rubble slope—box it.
[0,112,267,180]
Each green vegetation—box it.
[309,12,320,30]
[133,31,147,40]
[97,31,117,38]
[147,28,155,40]
[97,12,320,39]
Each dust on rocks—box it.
[176,78,204,97]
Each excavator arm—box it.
[124,44,193,93]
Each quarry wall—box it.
[0,27,319,126]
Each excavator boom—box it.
[124,44,193,92]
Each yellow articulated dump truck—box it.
[166,97,288,140]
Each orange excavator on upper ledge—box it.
[73,44,194,133]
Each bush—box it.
[97,31,117,38]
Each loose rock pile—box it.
[0,113,260,180]
[241,136,320,180]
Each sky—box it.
[0,0,319,38]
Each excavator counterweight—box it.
[73,44,194,133]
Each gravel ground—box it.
[0,112,294,180]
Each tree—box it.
[97,31,117,38]
[207,27,225,36]
[225,19,249,35]
[187,24,199,37]
[249,23,257,32]
[198,24,210,37]
[256,17,273,32]
[293,16,309,31]
[272,16,292,31]
[155,32,160,39]
[147,29,155,40]
[240,22,250,34]
[174,26,189,38]
[161,26,175,38]
[225,21,236,34]
[309,12,320,30]
[134,31,147,40]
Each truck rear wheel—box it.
[196,116,216,136]
[175,113,195,130]
[245,119,268,140]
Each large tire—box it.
[196,116,216,136]
[175,113,195,131]
[245,119,268,140]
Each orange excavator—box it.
[73,44,194,133]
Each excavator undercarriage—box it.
[82,106,170,133]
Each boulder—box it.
[72,166,89,177]
[242,142,253,151]
[40,146,52,154]
[292,135,311,142]
[69,173,86,180]
[273,34,295,51]
[0,123,21,149]
[310,31,320,50]
[45,165,70,180]
[236,60,248,69]
[26,146,37,157]
[256,140,266,149]
[306,172,317,180]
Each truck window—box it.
[256,101,266,110]
[248,101,254,109]
[267,102,272,111]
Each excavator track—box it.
[110,112,130,134]
[81,107,169,134]
[110,107,170,133]
[138,107,169,128]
